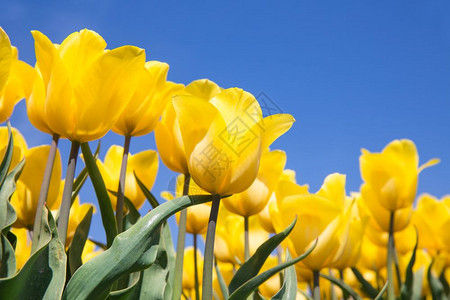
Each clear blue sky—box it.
[2,1,450,244]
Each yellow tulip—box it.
[0,126,28,171]
[412,194,450,252]
[357,236,387,272]
[66,198,95,247]
[96,145,158,211]
[28,29,145,142]
[161,174,211,235]
[223,149,286,217]
[270,173,347,271]
[81,240,103,264]
[0,28,35,123]
[360,139,438,212]
[364,222,416,255]
[113,61,183,137]
[182,246,203,298]
[258,170,302,234]
[258,255,282,298]
[10,227,31,270]
[173,87,294,195]
[358,186,413,232]
[10,145,62,229]
[155,79,222,174]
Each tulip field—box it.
[0,26,449,300]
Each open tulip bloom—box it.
[1,27,449,300]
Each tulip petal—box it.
[0,28,12,92]
[31,30,58,88]
[258,114,295,151]
[418,158,440,173]
[184,79,222,100]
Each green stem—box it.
[202,194,221,300]
[387,211,396,300]
[31,133,59,253]
[57,141,80,246]
[115,135,131,233]
[313,270,321,300]
[172,173,190,300]
[339,270,348,300]
[244,215,250,262]
[194,233,200,300]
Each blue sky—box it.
[2,1,450,244]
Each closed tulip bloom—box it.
[270,173,346,271]
[10,145,62,229]
[155,79,222,174]
[0,28,35,122]
[360,139,438,212]
[182,247,203,297]
[29,29,145,142]
[364,222,416,255]
[412,194,450,252]
[96,145,158,211]
[161,174,211,234]
[173,87,294,195]
[223,149,286,217]
[0,126,28,171]
[10,227,31,270]
[113,61,183,137]
[357,236,387,272]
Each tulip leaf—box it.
[272,250,297,300]
[107,272,141,300]
[81,142,117,248]
[440,271,450,296]
[228,217,297,295]
[228,241,316,300]
[0,233,16,278]
[350,267,378,298]
[0,160,24,234]
[0,207,66,299]
[71,167,89,205]
[0,123,13,187]
[63,194,212,300]
[412,268,425,299]
[400,227,419,299]
[319,273,362,300]
[214,260,229,299]
[297,288,313,300]
[374,282,388,300]
[108,190,141,230]
[427,261,445,300]
[68,207,94,276]
[134,171,160,209]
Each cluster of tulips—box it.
[0,26,448,300]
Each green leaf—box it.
[71,167,89,205]
[319,273,362,300]
[374,282,388,300]
[0,208,66,299]
[427,260,446,300]
[68,207,94,276]
[350,267,378,298]
[400,227,418,299]
[134,171,160,209]
[214,259,229,300]
[81,142,117,248]
[0,233,16,278]
[108,272,141,300]
[0,160,24,234]
[0,122,14,187]
[228,240,316,300]
[108,190,141,231]
[412,268,425,299]
[229,217,297,295]
[63,194,213,300]
[272,250,297,300]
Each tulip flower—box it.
[81,240,103,264]
[0,28,35,123]
[29,29,145,244]
[10,145,62,229]
[412,194,450,252]
[360,139,438,212]
[96,145,158,211]
[155,79,222,174]
[0,126,28,171]
[10,228,31,270]
[183,247,203,300]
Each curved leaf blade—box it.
[319,273,362,300]
[272,250,297,300]
[68,207,94,276]
[134,171,160,209]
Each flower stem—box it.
[31,134,59,253]
[172,174,190,300]
[115,135,131,233]
[339,269,348,300]
[244,215,250,262]
[313,270,321,300]
[194,233,200,300]
[202,194,221,300]
[57,141,80,245]
[387,211,396,300]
